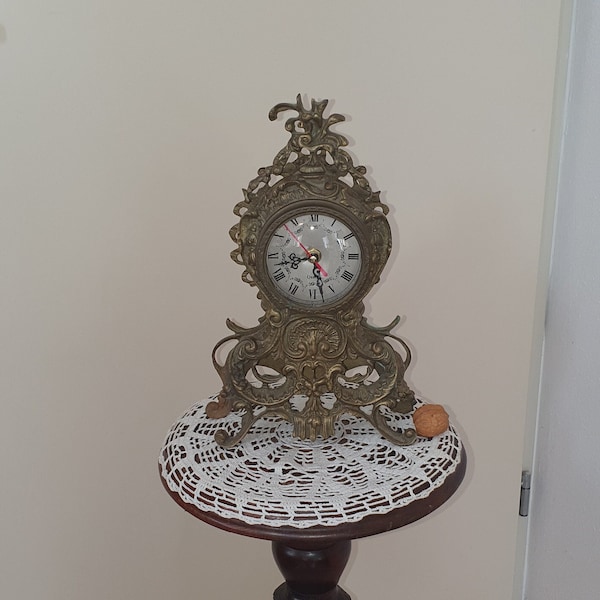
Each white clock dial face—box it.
[265,213,362,308]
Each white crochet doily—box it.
[159,396,462,528]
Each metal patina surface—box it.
[210,96,416,447]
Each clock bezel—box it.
[255,198,373,313]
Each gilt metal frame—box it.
[208,96,417,447]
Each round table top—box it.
[159,397,466,545]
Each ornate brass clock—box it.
[208,95,418,447]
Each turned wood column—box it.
[272,540,351,600]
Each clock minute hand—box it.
[283,224,328,277]
[313,265,325,303]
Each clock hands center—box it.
[283,224,328,277]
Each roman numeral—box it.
[310,214,319,222]
[290,218,299,226]
[343,233,355,241]
[273,233,284,238]
[348,253,359,260]
[330,218,337,226]
[267,253,278,259]
[328,285,335,293]
[273,269,285,282]
[309,288,317,300]
[341,270,354,282]
[288,283,299,295]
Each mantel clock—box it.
[208,96,418,447]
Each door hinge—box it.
[519,470,531,517]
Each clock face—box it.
[264,212,362,308]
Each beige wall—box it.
[0,2,562,599]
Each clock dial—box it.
[265,213,362,308]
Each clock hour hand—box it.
[274,252,309,269]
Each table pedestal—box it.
[159,399,466,599]
[273,540,351,600]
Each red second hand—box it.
[283,224,328,277]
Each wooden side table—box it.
[159,399,466,599]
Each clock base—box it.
[211,308,418,447]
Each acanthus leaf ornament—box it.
[209,95,417,447]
